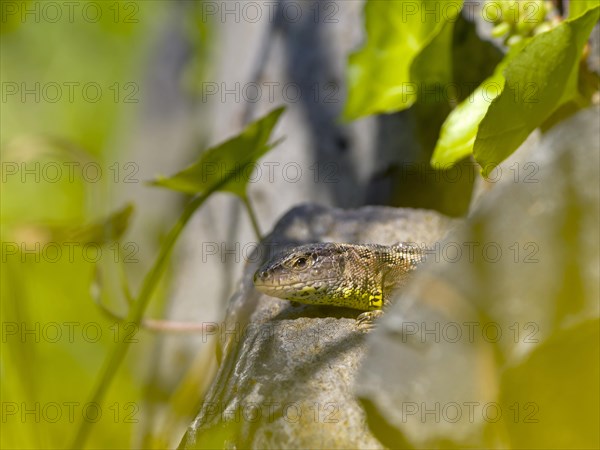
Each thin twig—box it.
[242,196,262,241]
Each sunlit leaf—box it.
[410,6,457,87]
[343,1,463,120]
[152,107,285,198]
[431,42,527,166]
[568,0,599,19]
[474,6,599,176]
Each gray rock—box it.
[357,107,600,449]
[160,2,377,421]
[179,204,457,449]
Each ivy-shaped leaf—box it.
[431,42,527,166]
[474,6,599,176]
[152,107,285,198]
[343,1,463,120]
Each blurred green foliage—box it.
[345,0,599,174]
[70,107,284,449]
[0,1,161,154]
[474,5,599,175]
[3,0,599,448]
[1,2,168,448]
[1,1,283,448]
[498,319,600,448]
[343,0,461,119]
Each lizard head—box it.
[253,243,347,303]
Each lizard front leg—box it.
[355,267,398,331]
[356,309,385,331]
[355,287,386,331]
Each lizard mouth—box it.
[253,277,338,293]
[253,267,338,287]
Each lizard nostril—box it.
[254,271,268,282]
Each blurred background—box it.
[1,1,408,447]
[1,0,597,449]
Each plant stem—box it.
[242,196,262,241]
[71,191,210,449]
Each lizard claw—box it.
[356,310,385,332]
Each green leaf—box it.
[152,107,285,197]
[343,1,463,120]
[431,72,504,166]
[4,204,134,252]
[410,7,456,88]
[62,203,134,244]
[431,42,527,166]
[568,0,599,19]
[474,6,599,176]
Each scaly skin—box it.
[253,242,427,327]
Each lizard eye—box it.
[293,256,309,269]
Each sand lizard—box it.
[253,242,427,329]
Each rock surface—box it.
[357,106,600,449]
[181,106,599,449]
[179,205,458,449]
[162,3,492,427]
